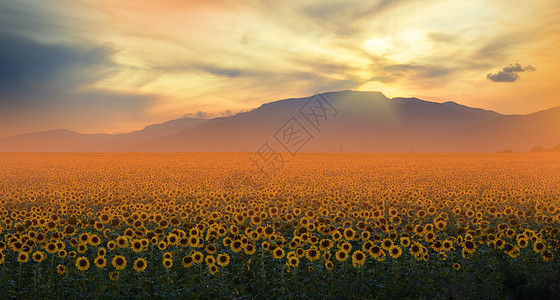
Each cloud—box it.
[0,30,156,136]
[220,110,233,117]
[300,0,412,36]
[487,63,536,82]
[182,111,212,119]
[0,31,118,104]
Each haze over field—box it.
[1,0,560,142]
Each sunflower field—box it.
[0,153,559,299]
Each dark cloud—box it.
[300,0,410,36]
[195,65,242,78]
[370,63,454,83]
[0,30,155,136]
[155,62,243,78]
[0,32,117,105]
[487,63,535,82]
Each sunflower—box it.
[98,247,107,257]
[133,257,148,272]
[75,256,90,271]
[335,249,348,262]
[352,250,366,267]
[208,264,219,275]
[116,236,129,249]
[77,243,88,254]
[45,242,58,254]
[167,233,179,246]
[409,243,422,257]
[89,234,102,246]
[343,228,355,240]
[182,255,194,268]
[205,244,217,255]
[506,246,520,258]
[389,245,402,259]
[320,239,334,251]
[340,241,352,253]
[533,240,546,253]
[94,256,107,268]
[17,251,29,263]
[131,239,144,253]
[437,252,447,261]
[381,238,394,251]
[163,258,173,269]
[306,247,320,262]
[362,241,374,252]
[244,243,256,255]
[494,239,505,249]
[288,256,300,267]
[231,240,243,253]
[112,255,127,270]
[217,253,230,267]
[332,231,342,241]
[205,255,216,266]
[163,251,173,260]
[192,251,204,264]
[541,250,553,262]
[400,237,411,247]
[462,240,476,254]
[414,225,425,236]
[453,263,461,270]
[369,245,384,259]
[273,248,285,259]
[325,260,334,270]
[78,233,90,244]
[107,240,117,251]
[109,272,119,281]
[57,264,65,275]
[32,251,46,263]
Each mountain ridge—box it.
[1,90,558,153]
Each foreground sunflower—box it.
[76,256,90,271]
[134,257,147,272]
[182,255,194,268]
[217,253,230,267]
[192,251,204,264]
[389,245,403,259]
[109,272,119,281]
[453,263,461,270]
[352,250,366,267]
[32,251,46,263]
[306,248,320,262]
[272,248,285,259]
[208,264,218,275]
[17,251,29,263]
[163,258,173,269]
[95,256,107,269]
[57,264,65,275]
[112,255,127,270]
[335,249,348,262]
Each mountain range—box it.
[1,90,559,153]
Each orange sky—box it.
[0,0,559,137]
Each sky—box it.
[0,0,559,138]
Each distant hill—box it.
[447,106,560,152]
[1,90,558,153]
[0,118,205,152]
